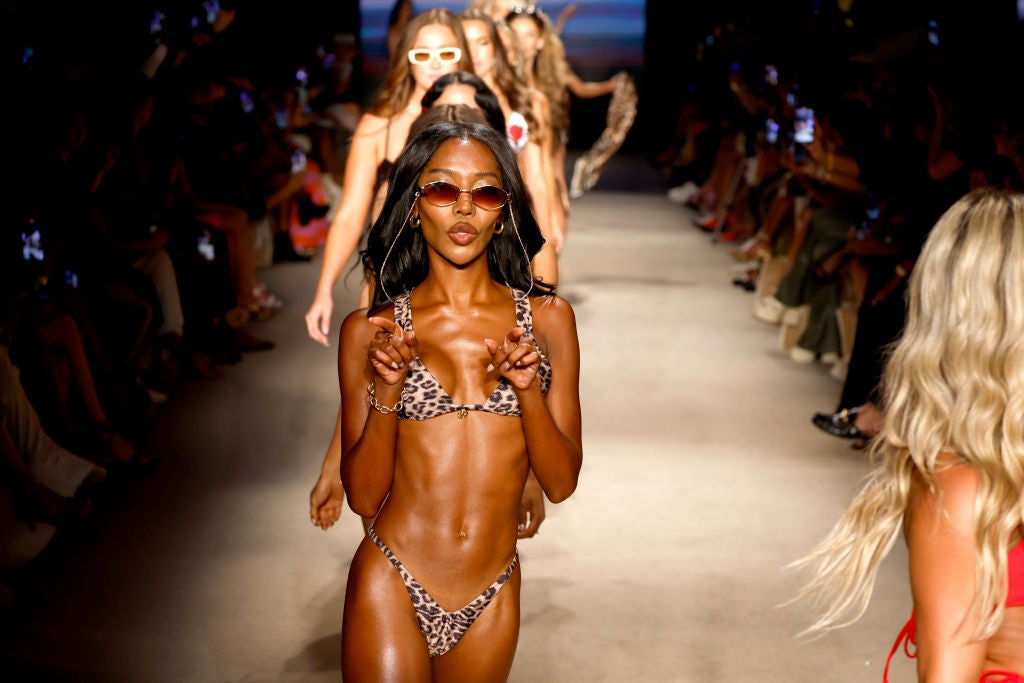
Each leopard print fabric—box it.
[569,72,638,198]
[368,526,519,658]
[392,289,551,421]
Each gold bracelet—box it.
[367,382,402,415]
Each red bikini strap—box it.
[882,612,917,683]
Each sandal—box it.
[252,284,283,311]
[93,422,157,470]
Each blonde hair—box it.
[794,188,1024,640]
[506,6,569,137]
[371,8,474,117]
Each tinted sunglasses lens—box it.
[421,182,460,205]
[408,48,461,64]
[438,48,461,63]
[472,186,507,210]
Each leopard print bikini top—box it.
[393,289,552,420]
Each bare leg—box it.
[854,401,884,437]
[34,313,139,463]
[35,313,109,428]
[193,207,261,308]
[342,538,434,682]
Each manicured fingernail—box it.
[503,361,510,370]
[486,363,494,372]
[391,362,400,369]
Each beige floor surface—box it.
[0,156,913,682]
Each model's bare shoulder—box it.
[908,457,978,539]
[339,307,377,345]
[531,294,577,328]
[351,111,391,140]
[530,295,579,363]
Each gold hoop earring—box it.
[409,214,421,228]
[493,220,505,235]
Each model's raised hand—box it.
[485,327,542,390]
[367,316,417,386]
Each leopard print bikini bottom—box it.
[368,526,519,657]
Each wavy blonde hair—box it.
[794,188,1024,640]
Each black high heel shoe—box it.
[811,407,866,439]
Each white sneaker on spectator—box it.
[820,351,841,365]
[667,181,699,205]
[790,346,816,363]
[752,296,784,324]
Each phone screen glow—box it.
[794,107,815,144]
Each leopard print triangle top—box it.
[393,289,552,420]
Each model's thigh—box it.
[432,566,522,683]
[342,539,432,683]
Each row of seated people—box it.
[0,2,355,600]
[658,21,1024,447]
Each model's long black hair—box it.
[421,71,507,135]
[361,121,551,310]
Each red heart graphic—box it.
[509,125,523,142]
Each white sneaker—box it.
[752,296,784,324]
[820,351,841,365]
[667,181,699,205]
[790,346,816,363]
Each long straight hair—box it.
[460,9,538,135]
[506,6,569,137]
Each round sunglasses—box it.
[407,47,463,65]
[418,181,509,211]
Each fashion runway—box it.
[1,155,911,682]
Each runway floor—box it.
[0,155,913,682]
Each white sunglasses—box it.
[407,47,462,65]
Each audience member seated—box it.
[0,328,106,574]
